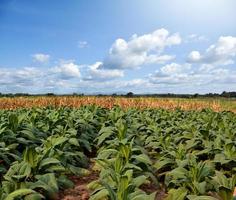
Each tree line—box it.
[0,91,236,98]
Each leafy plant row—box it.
[0,106,235,200]
[89,107,236,200]
[0,106,104,199]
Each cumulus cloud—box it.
[84,62,124,81]
[188,51,201,62]
[188,36,236,65]
[101,28,181,69]
[2,31,236,94]
[198,64,216,73]
[148,63,193,84]
[148,61,236,86]
[0,60,83,93]
[51,61,81,79]
[0,67,44,93]
[32,53,50,63]
[155,63,191,77]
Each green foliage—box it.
[0,106,235,199]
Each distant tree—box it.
[15,93,29,96]
[221,91,236,98]
[6,93,14,97]
[46,93,55,96]
[126,92,134,97]
[230,92,236,97]
[221,91,230,98]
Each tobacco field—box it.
[0,106,235,200]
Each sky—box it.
[0,0,236,94]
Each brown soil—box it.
[140,183,167,200]
[154,190,167,200]
[57,160,166,200]
[57,171,167,200]
[57,171,99,200]
[140,182,159,194]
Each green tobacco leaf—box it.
[154,159,173,171]
[133,175,147,187]
[97,127,114,146]
[24,193,44,200]
[32,173,59,197]
[5,189,36,200]
[130,191,155,200]
[89,188,109,200]
[101,181,116,200]
[5,161,32,181]
[23,148,38,168]
[187,195,218,200]
[68,138,80,146]
[57,175,74,189]
[132,154,152,165]
[97,149,118,160]
[87,180,102,191]
[39,158,61,169]
[69,165,90,176]
[2,181,15,195]
[165,188,188,200]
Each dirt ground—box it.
[57,159,166,200]
[57,171,99,200]
[57,172,166,200]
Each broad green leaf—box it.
[165,188,188,200]
[5,189,36,200]
[132,154,152,165]
[187,195,218,200]
[39,158,61,169]
[89,188,109,200]
[133,175,147,187]
[97,127,114,146]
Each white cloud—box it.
[2,32,236,94]
[0,61,82,93]
[151,63,191,78]
[51,61,81,79]
[148,61,236,86]
[186,34,208,43]
[84,62,124,81]
[1,61,236,94]
[188,36,236,65]
[32,53,50,63]
[160,63,191,75]
[145,55,176,65]
[198,64,216,73]
[0,67,44,92]
[188,51,201,62]
[149,63,193,84]
[78,41,88,48]
[101,28,181,69]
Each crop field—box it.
[0,96,236,112]
[0,102,235,200]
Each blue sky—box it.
[0,0,236,94]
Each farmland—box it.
[0,98,236,200]
[0,96,236,112]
